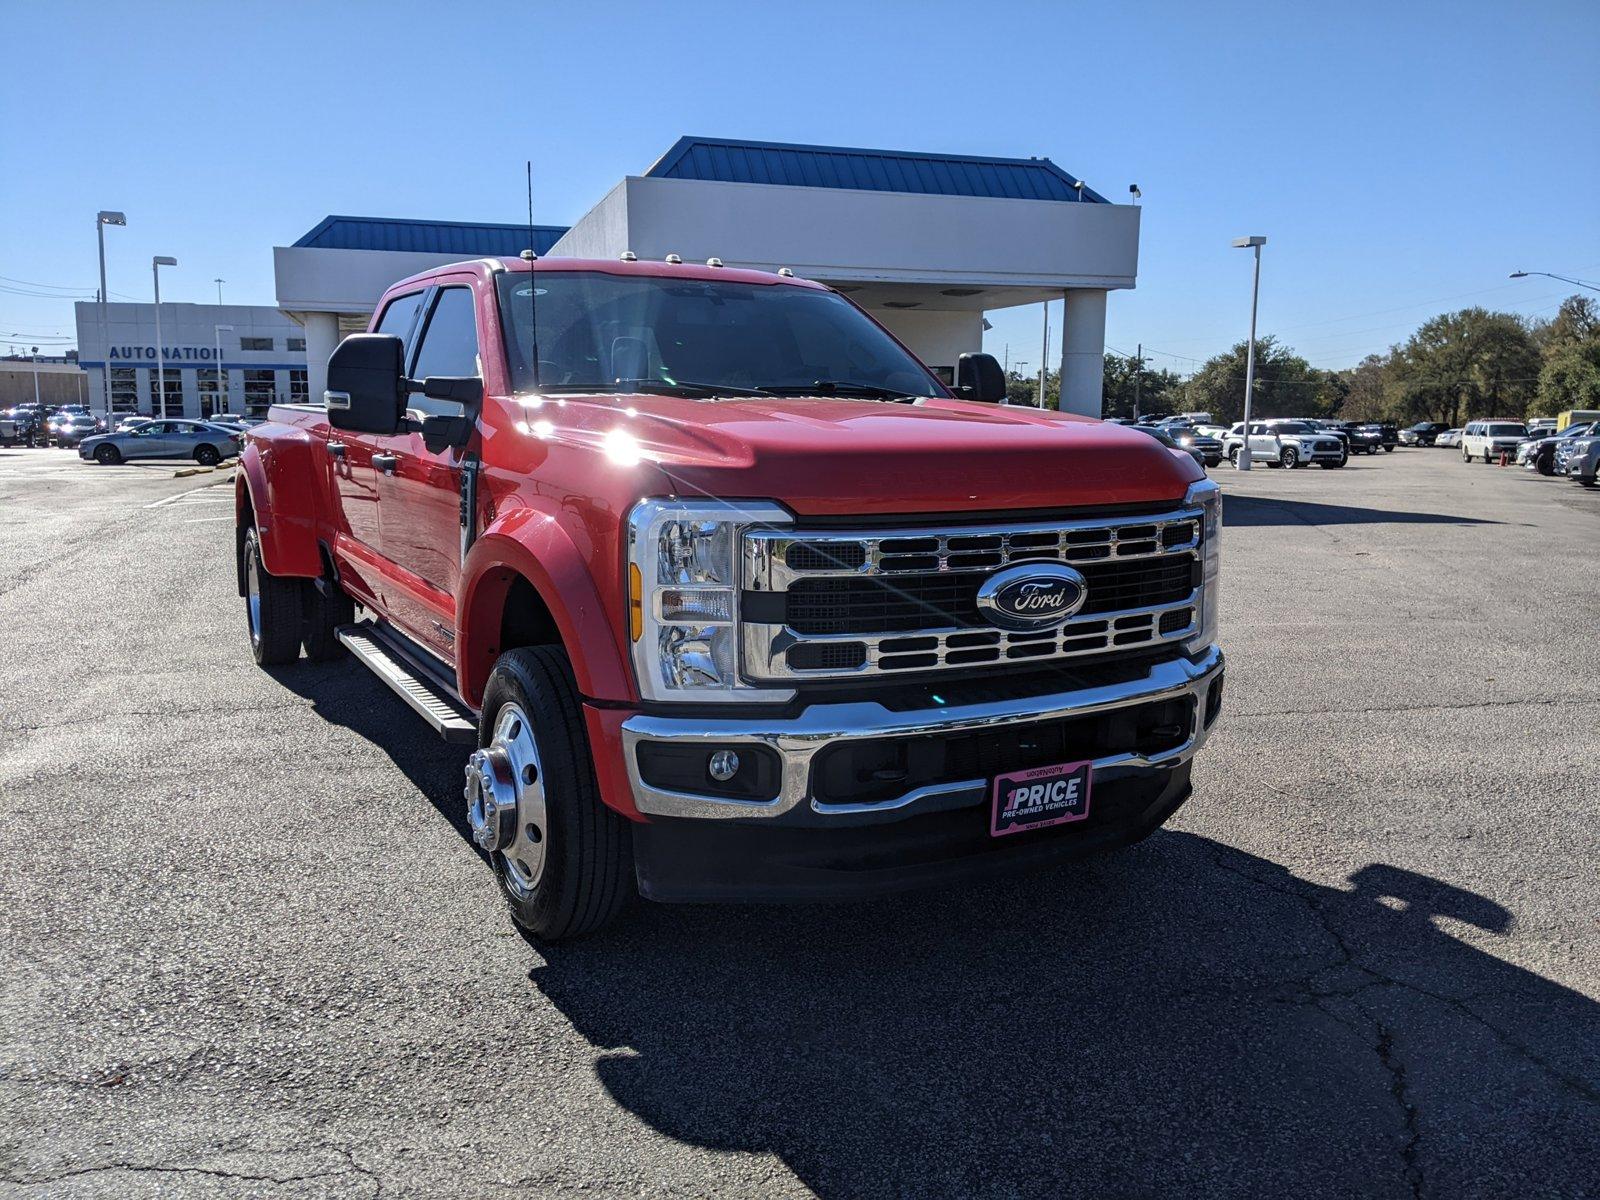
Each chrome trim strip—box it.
[622,645,1223,822]
[746,507,1202,591]
[742,588,1199,681]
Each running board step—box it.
[336,622,477,743]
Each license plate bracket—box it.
[990,760,1093,837]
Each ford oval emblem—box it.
[976,563,1089,630]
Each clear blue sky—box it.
[3,0,1596,375]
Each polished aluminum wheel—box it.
[465,702,548,898]
[244,540,262,648]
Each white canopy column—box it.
[1059,289,1108,417]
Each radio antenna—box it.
[522,159,540,392]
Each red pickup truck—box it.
[237,255,1223,940]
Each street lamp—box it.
[30,346,41,406]
[1231,236,1267,471]
[95,211,126,422]
[213,324,234,417]
[214,278,226,305]
[1508,270,1600,294]
[151,256,178,418]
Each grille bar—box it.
[742,506,1206,684]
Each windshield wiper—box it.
[535,379,767,398]
[755,380,917,401]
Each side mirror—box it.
[954,352,1006,403]
[326,334,405,435]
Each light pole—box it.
[95,211,126,422]
[213,324,233,418]
[30,346,41,405]
[152,256,178,418]
[1508,270,1600,295]
[1231,236,1267,470]
[214,278,225,305]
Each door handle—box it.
[373,453,398,475]
[326,441,345,459]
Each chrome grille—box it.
[742,508,1204,682]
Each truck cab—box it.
[236,255,1224,940]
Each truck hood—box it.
[495,392,1203,517]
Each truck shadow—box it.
[268,663,1599,1195]
[1224,494,1499,528]
[528,835,1599,1198]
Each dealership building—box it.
[273,136,1140,416]
[73,302,308,419]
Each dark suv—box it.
[1400,421,1451,447]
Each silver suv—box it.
[1224,420,1348,469]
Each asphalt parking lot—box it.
[2,445,1597,1199]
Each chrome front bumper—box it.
[621,645,1223,823]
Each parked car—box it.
[1168,427,1224,466]
[1460,419,1528,463]
[1323,421,1374,454]
[1525,418,1558,438]
[235,255,1225,941]
[1400,421,1452,447]
[1517,422,1593,475]
[78,418,241,465]
[1224,421,1346,468]
[1435,428,1463,448]
[1133,424,1208,468]
[1190,423,1229,440]
[1558,428,1600,485]
[54,413,103,447]
[1,406,41,447]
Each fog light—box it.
[708,749,740,782]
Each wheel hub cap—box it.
[463,703,549,893]
[464,747,519,852]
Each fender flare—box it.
[457,506,633,708]
[236,437,324,582]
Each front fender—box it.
[236,436,324,581]
[457,505,633,709]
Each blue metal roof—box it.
[293,215,568,255]
[644,136,1108,203]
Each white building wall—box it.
[75,302,308,418]
[873,310,986,381]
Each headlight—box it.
[1184,478,1220,653]
[626,498,794,703]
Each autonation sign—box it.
[107,345,222,362]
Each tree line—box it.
[1009,295,1600,426]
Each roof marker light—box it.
[706,257,724,268]
[777,268,794,277]
[665,253,682,265]
[620,250,637,261]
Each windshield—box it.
[496,272,945,398]
[1487,423,1526,437]
[1272,421,1317,434]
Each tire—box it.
[1321,456,1345,469]
[1463,448,1472,463]
[195,443,221,467]
[1279,447,1299,469]
[473,646,634,942]
[1226,446,1240,466]
[94,444,121,465]
[1537,454,1554,477]
[243,525,303,666]
[301,578,354,661]
[1383,444,1394,453]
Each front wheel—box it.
[243,525,303,666]
[1321,457,1345,469]
[1383,444,1394,453]
[1279,447,1299,469]
[470,646,634,942]
[1226,446,1240,466]
[94,444,121,465]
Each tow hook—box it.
[465,747,519,852]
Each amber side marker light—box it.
[628,563,644,641]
